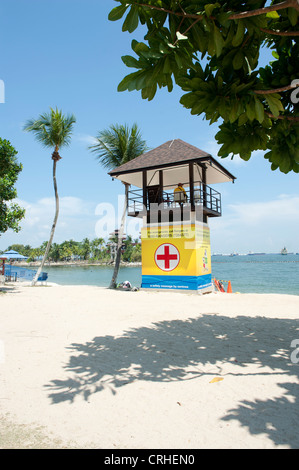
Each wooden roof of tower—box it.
[109,139,236,188]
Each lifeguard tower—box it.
[109,139,236,293]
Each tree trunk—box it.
[31,156,59,286]
[109,183,129,289]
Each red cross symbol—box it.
[155,243,180,272]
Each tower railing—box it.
[127,182,221,217]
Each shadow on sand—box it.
[0,284,23,294]
[45,314,299,448]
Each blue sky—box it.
[0,0,298,254]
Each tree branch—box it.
[229,0,299,19]
[173,17,202,45]
[266,112,299,121]
[134,0,299,20]
[260,27,299,36]
[254,83,299,95]
[174,15,186,43]
[136,2,199,19]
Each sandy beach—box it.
[0,283,298,449]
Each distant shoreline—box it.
[14,260,142,268]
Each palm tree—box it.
[89,123,148,288]
[91,237,105,259]
[80,237,91,260]
[23,107,76,286]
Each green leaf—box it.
[214,25,225,57]
[133,71,149,90]
[270,162,279,171]
[238,113,248,126]
[279,155,291,173]
[265,95,284,117]
[142,84,157,101]
[293,162,299,173]
[222,49,236,68]
[159,43,169,54]
[190,100,207,115]
[134,42,150,54]
[266,11,280,19]
[108,4,128,22]
[228,101,239,123]
[165,74,173,92]
[117,72,140,92]
[174,52,184,69]
[232,20,245,47]
[163,56,172,74]
[205,4,216,17]
[254,98,265,124]
[224,24,236,47]
[121,55,140,69]
[217,12,232,27]
[233,51,244,70]
[239,151,251,161]
[122,6,139,33]
[247,100,256,121]
[180,92,197,108]
[288,8,298,26]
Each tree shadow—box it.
[45,314,299,448]
[222,381,299,448]
[0,285,22,294]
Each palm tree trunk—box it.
[109,183,129,289]
[31,157,59,286]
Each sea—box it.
[41,253,299,296]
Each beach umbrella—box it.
[0,250,28,260]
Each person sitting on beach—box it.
[174,183,187,204]
[117,280,132,290]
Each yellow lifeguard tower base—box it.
[141,222,211,292]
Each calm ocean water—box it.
[42,254,299,295]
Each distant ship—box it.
[281,247,288,255]
[248,251,266,255]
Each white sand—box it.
[0,284,298,449]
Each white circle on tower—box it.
[154,243,180,272]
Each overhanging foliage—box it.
[0,139,25,235]
[109,0,299,173]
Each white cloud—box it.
[2,193,298,254]
[74,133,98,146]
[0,197,98,248]
[228,196,299,226]
[0,195,142,248]
[209,194,299,253]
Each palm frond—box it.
[89,123,148,171]
[23,107,76,149]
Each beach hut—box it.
[0,250,28,261]
[0,250,48,283]
[0,250,28,281]
[109,139,236,293]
